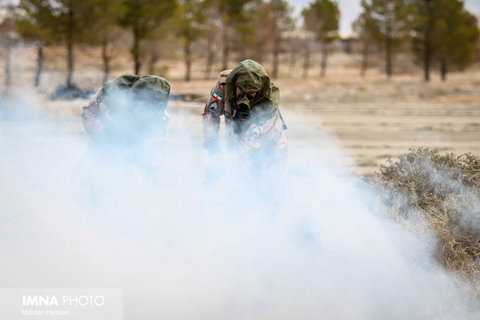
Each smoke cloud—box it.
[0,89,479,320]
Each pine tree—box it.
[86,0,126,83]
[119,0,177,75]
[269,0,295,78]
[217,0,253,69]
[413,0,479,81]
[302,0,340,78]
[17,0,95,87]
[0,2,16,87]
[352,5,379,77]
[176,0,208,81]
[16,0,56,87]
[361,0,415,78]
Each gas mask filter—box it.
[232,85,259,120]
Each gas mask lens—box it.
[236,85,259,102]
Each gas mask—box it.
[232,85,259,120]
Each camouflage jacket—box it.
[81,88,106,139]
[81,74,170,170]
[202,63,288,162]
[82,74,170,142]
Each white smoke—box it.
[0,89,479,320]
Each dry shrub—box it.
[372,147,480,291]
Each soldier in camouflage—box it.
[81,73,170,178]
[202,60,288,177]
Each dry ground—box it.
[3,45,480,176]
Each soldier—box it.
[202,60,288,180]
[81,73,170,180]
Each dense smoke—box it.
[0,89,479,319]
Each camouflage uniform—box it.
[82,88,107,139]
[81,73,170,172]
[202,69,232,151]
[202,60,288,171]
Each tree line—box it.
[0,0,478,88]
[354,0,479,81]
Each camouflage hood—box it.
[103,73,170,110]
[226,60,279,121]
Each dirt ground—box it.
[3,46,480,176]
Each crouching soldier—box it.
[202,60,288,184]
[81,73,170,182]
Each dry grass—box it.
[371,148,480,291]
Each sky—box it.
[290,0,480,37]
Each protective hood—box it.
[103,73,170,110]
[226,60,279,121]
[99,73,170,142]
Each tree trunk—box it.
[4,40,11,87]
[272,36,280,79]
[360,39,368,77]
[302,39,310,79]
[254,39,264,63]
[185,38,192,82]
[423,42,431,82]
[385,36,392,79]
[423,2,434,82]
[133,24,141,75]
[34,42,44,87]
[440,59,447,81]
[66,4,75,87]
[204,33,214,80]
[221,24,229,70]
[101,40,110,84]
[288,50,296,77]
[148,50,159,75]
[320,41,328,77]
